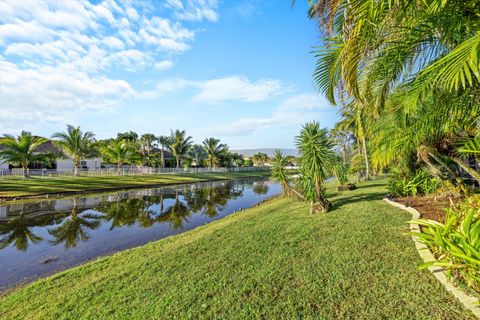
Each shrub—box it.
[388,170,441,197]
[411,197,480,295]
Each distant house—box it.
[0,140,101,172]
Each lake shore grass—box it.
[0,178,474,319]
[0,171,270,201]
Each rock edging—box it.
[384,198,480,319]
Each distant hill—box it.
[231,148,298,158]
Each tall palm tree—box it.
[157,135,171,168]
[102,140,141,170]
[296,121,335,213]
[52,125,95,177]
[202,137,227,168]
[168,130,193,169]
[0,131,50,178]
[140,133,157,166]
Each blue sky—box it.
[0,0,339,149]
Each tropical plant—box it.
[139,133,157,166]
[388,170,442,197]
[102,140,141,169]
[0,131,50,178]
[117,131,138,143]
[189,144,207,167]
[52,125,95,177]
[410,197,480,295]
[295,121,336,213]
[168,130,193,169]
[157,135,171,168]
[252,152,269,166]
[270,149,291,196]
[202,137,227,168]
[332,161,349,186]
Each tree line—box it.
[0,126,269,177]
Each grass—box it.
[0,179,474,319]
[0,171,270,199]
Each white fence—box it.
[0,166,269,180]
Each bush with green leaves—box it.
[411,197,480,296]
[388,170,441,197]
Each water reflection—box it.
[0,179,278,289]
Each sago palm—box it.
[52,125,95,176]
[0,131,50,178]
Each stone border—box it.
[384,198,480,318]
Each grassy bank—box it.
[0,171,269,200]
[0,179,473,319]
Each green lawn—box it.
[0,179,474,319]
[0,171,269,199]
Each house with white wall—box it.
[0,140,101,172]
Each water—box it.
[0,178,280,290]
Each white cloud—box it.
[209,94,331,136]
[154,60,174,70]
[194,76,283,103]
[0,0,219,130]
[165,0,219,22]
[0,58,134,132]
[147,76,283,103]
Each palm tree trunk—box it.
[161,149,165,168]
[429,152,464,185]
[22,166,28,178]
[362,136,370,180]
[176,158,180,169]
[452,156,480,183]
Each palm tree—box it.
[270,149,291,196]
[168,130,193,169]
[140,133,157,166]
[157,135,171,168]
[0,131,50,178]
[202,137,227,168]
[296,121,335,213]
[102,140,141,170]
[189,144,207,167]
[52,125,95,177]
[252,152,269,166]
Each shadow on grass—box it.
[330,191,386,211]
[354,183,387,189]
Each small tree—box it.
[296,121,335,213]
[0,131,50,178]
[270,149,291,196]
[52,125,95,177]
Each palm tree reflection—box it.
[0,215,43,251]
[47,199,101,248]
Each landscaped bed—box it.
[0,179,474,319]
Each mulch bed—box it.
[393,195,464,223]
